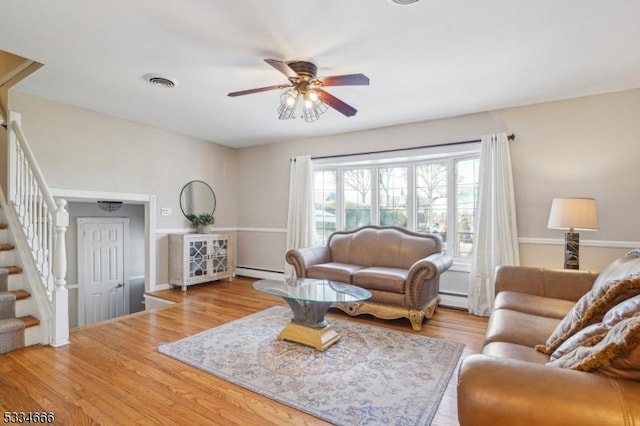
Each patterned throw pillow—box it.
[549,294,640,361]
[536,276,640,355]
[535,250,640,355]
[548,314,640,379]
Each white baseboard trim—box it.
[152,283,172,291]
[519,237,640,249]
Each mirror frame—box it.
[179,180,217,219]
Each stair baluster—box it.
[4,111,69,347]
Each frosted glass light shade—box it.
[548,198,599,231]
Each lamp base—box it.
[564,232,580,269]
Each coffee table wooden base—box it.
[277,322,341,352]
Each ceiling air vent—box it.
[143,73,178,88]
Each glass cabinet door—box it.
[188,239,209,277]
[211,239,228,274]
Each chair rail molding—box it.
[518,237,640,249]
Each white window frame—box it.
[313,147,480,264]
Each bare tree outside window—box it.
[344,168,372,229]
[379,166,408,227]
[416,162,448,243]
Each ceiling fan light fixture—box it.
[391,0,420,4]
[278,89,300,120]
[307,90,319,102]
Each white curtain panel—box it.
[285,155,316,277]
[468,133,520,316]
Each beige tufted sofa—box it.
[285,226,452,331]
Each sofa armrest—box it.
[285,246,331,278]
[495,265,598,302]
[405,252,453,308]
[458,354,640,426]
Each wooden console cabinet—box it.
[169,233,235,291]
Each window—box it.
[343,168,373,230]
[314,153,480,259]
[379,166,408,227]
[314,169,337,245]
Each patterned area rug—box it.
[158,306,464,425]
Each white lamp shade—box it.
[548,198,599,231]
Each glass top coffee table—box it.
[253,278,371,351]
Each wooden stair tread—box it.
[0,243,15,251]
[0,224,7,230]
[10,290,31,300]
[18,315,39,328]
[0,266,22,274]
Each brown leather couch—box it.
[458,262,640,426]
[285,226,452,331]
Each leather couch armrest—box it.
[285,246,331,278]
[405,252,453,307]
[495,265,597,302]
[458,354,640,426]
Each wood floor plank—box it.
[0,277,487,425]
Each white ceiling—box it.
[2,1,640,148]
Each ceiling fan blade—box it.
[227,84,290,97]
[320,73,370,87]
[264,59,299,79]
[319,89,358,117]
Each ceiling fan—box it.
[227,59,369,122]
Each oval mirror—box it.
[179,180,216,219]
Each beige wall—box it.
[235,88,640,275]
[8,91,238,286]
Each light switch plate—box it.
[161,207,172,216]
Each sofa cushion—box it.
[485,309,560,348]
[307,262,365,284]
[328,227,440,269]
[548,315,640,379]
[535,250,640,355]
[550,294,640,361]
[493,291,575,319]
[352,267,407,294]
[483,342,550,365]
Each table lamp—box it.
[547,197,598,269]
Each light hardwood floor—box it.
[0,277,488,425]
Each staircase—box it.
[0,220,41,353]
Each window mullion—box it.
[407,164,415,231]
[448,157,457,256]
[371,166,379,225]
[337,168,344,231]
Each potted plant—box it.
[186,213,215,233]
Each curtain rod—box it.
[309,133,515,161]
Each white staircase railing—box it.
[5,111,69,347]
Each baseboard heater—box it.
[235,266,285,280]
[439,290,468,310]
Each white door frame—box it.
[77,217,131,326]
[50,188,157,293]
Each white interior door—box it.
[78,218,130,326]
